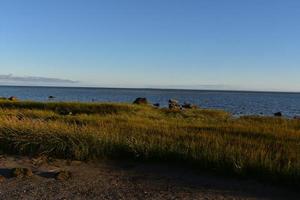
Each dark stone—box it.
[168,99,181,110]
[274,112,282,117]
[169,99,179,104]
[133,97,148,105]
[48,96,55,99]
[182,102,198,109]
[153,103,160,108]
[0,169,10,179]
[8,96,17,101]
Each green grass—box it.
[0,100,299,185]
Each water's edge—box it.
[0,86,299,117]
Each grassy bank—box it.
[0,100,299,185]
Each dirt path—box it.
[0,155,298,200]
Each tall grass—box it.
[0,100,299,185]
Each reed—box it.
[0,100,299,185]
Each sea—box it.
[0,86,299,118]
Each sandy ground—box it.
[0,155,299,200]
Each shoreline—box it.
[0,97,298,119]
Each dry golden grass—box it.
[0,100,299,185]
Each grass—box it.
[0,100,299,185]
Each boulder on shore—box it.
[133,97,148,105]
[48,96,55,99]
[182,102,198,109]
[168,99,181,110]
[8,96,17,101]
[274,112,282,117]
[153,103,160,108]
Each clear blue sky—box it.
[1,0,300,91]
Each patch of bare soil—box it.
[0,155,298,200]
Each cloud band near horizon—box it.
[0,74,78,84]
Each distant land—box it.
[0,83,300,93]
[0,74,299,93]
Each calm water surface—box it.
[0,86,299,117]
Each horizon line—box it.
[0,84,299,94]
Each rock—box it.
[133,97,148,105]
[48,96,55,99]
[169,99,179,104]
[274,112,282,117]
[55,170,72,181]
[294,116,300,120]
[168,99,181,110]
[0,175,5,182]
[11,168,33,178]
[182,102,198,109]
[8,96,17,101]
[153,103,160,108]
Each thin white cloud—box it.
[0,74,78,84]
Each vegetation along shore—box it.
[0,98,299,187]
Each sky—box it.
[0,0,300,91]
